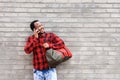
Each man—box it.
[24,20,65,80]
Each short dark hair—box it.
[30,20,39,31]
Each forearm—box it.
[24,36,38,54]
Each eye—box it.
[37,24,39,26]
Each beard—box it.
[38,30,45,35]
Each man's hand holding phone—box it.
[33,28,39,38]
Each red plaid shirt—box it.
[24,32,65,70]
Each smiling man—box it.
[24,20,65,80]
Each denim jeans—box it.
[33,68,57,80]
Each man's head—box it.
[30,20,45,34]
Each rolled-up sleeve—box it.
[24,36,38,54]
